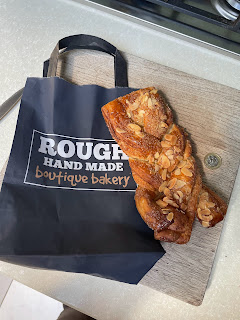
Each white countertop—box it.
[0,0,240,319]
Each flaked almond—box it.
[175,180,186,189]
[197,207,202,215]
[163,197,179,208]
[167,212,174,222]
[143,95,148,103]
[163,196,170,202]
[165,134,177,146]
[129,102,139,110]
[161,154,171,168]
[138,110,145,117]
[185,159,192,168]
[201,208,211,215]
[154,152,160,159]
[201,192,208,199]
[147,155,155,164]
[150,89,158,94]
[168,164,176,172]
[181,167,193,177]
[197,212,205,221]
[164,187,171,197]
[154,164,160,172]
[151,98,158,106]
[177,190,183,198]
[174,146,182,153]
[176,191,183,203]
[126,110,131,118]
[136,131,145,138]
[199,201,206,210]
[181,203,187,211]
[177,155,183,161]
[165,134,173,141]
[174,168,181,175]
[171,135,177,146]
[148,98,153,108]
[177,160,186,168]
[162,209,171,214]
[156,199,168,208]
[169,201,179,208]
[128,123,141,131]
[125,99,130,105]
[183,142,191,159]
[159,181,168,192]
[166,149,173,156]
[161,141,171,148]
[161,168,167,181]
[160,122,168,128]
[168,178,177,189]
[197,212,203,220]
[202,221,210,227]
[173,193,180,200]
[116,128,126,134]
[207,201,215,208]
[201,214,213,222]
[168,155,174,161]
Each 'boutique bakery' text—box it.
[27,133,134,190]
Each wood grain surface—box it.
[1,49,240,306]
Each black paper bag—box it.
[0,35,165,284]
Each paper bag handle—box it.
[43,34,128,87]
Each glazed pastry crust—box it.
[102,87,227,244]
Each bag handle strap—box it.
[43,34,128,87]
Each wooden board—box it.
[1,49,240,306]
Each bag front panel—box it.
[0,77,163,257]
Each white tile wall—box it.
[0,280,63,320]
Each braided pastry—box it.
[102,88,227,244]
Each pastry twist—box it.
[102,88,227,244]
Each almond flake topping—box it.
[154,152,160,159]
[175,180,186,189]
[128,123,141,131]
[174,168,181,175]
[161,141,171,148]
[161,154,171,168]
[181,167,193,177]
[168,178,177,189]
[156,199,168,208]
[148,98,153,108]
[167,212,174,222]
[159,181,168,192]
[116,128,126,134]
[161,168,167,181]
[160,122,168,128]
